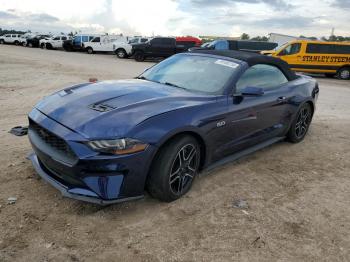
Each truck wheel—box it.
[86,47,94,54]
[46,43,53,50]
[14,40,19,46]
[0,40,4,44]
[40,43,45,49]
[337,67,350,80]
[22,42,27,47]
[134,51,145,62]
[116,48,127,58]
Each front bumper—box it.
[28,152,143,205]
[27,108,157,205]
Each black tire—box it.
[134,51,145,62]
[86,47,94,54]
[325,73,335,78]
[40,43,45,49]
[337,67,350,80]
[22,42,26,47]
[287,103,312,143]
[147,135,201,202]
[14,40,19,46]
[0,39,4,44]
[46,43,53,50]
[28,42,33,48]
[116,48,127,58]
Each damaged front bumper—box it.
[28,152,144,205]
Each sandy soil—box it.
[0,45,349,262]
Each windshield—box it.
[140,54,239,95]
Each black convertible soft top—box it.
[190,50,298,81]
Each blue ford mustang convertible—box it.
[28,50,319,204]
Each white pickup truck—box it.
[0,34,23,45]
[40,35,70,49]
[113,37,150,58]
[83,35,128,54]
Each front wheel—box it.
[147,136,201,202]
[14,40,19,46]
[86,47,94,54]
[337,67,350,80]
[287,103,312,143]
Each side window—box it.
[5,34,10,37]
[53,37,60,40]
[151,38,162,45]
[81,36,89,42]
[141,38,148,43]
[62,36,67,40]
[215,40,229,50]
[278,43,301,56]
[91,37,100,42]
[236,64,288,93]
[162,38,174,45]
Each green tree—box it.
[240,33,250,40]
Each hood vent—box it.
[89,103,116,112]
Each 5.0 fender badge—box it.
[216,121,226,127]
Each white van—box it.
[83,35,128,54]
[0,34,23,45]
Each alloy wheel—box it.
[295,107,310,138]
[169,144,198,195]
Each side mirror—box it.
[240,86,264,96]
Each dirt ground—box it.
[0,45,349,262]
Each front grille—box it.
[29,120,76,158]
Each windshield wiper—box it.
[163,82,187,90]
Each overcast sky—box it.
[0,0,349,37]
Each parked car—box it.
[26,35,51,48]
[39,36,54,48]
[267,40,350,80]
[0,34,23,45]
[19,33,35,46]
[27,50,319,205]
[41,35,70,50]
[113,37,150,58]
[189,40,278,53]
[83,35,127,54]
[63,34,99,51]
[131,37,188,61]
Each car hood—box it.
[34,79,212,139]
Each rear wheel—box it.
[116,48,127,58]
[22,41,26,47]
[28,42,33,48]
[46,43,53,50]
[0,39,4,44]
[287,103,312,143]
[337,67,350,80]
[134,51,145,62]
[147,136,201,202]
[14,40,19,46]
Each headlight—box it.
[87,138,148,155]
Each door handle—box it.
[277,96,287,102]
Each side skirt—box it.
[202,136,285,174]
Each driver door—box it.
[222,64,292,155]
